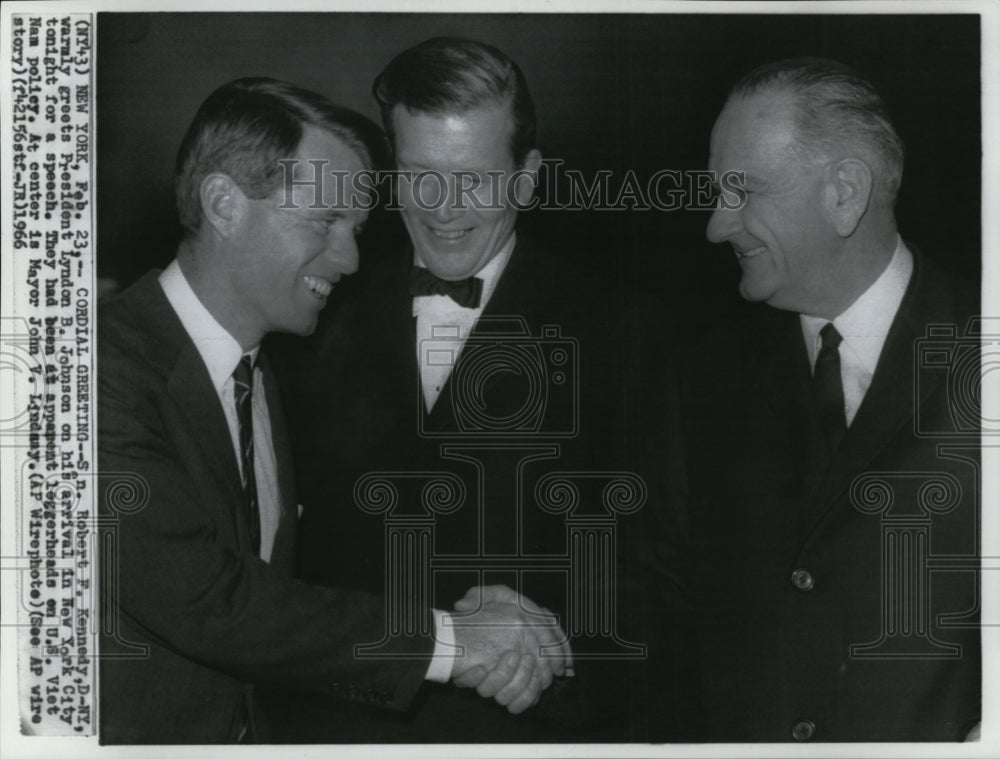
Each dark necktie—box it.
[408,266,483,309]
[814,322,846,453]
[233,354,261,556]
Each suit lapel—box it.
[131,273,247,548]
[258,353,295,512]
[808,249,951,517]
[258,351,298,571]
[429,236,533,428]
[390,252,423,425]
[755,309,817,424]
[750,309,830,520]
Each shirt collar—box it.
[412,232,517,317]
[159,259,259,392]
[800,236,913,372]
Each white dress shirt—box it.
[160,260,455,682]
[413,233,516,411]
[800,237,913,426]
[160,260,281,562]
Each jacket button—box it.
[792,720,816,741]
[791,568,815,591]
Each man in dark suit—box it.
[273,38,628,741]
[97,77,570,745]
[638,57,980,741]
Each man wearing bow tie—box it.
[271,37,621,741]
[636,57,980,742]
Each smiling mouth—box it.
[303,275,334,297]
[733,245,766,260]
[427,226,473,241]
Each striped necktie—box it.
[233,354,261,555]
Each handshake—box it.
[446,584,573,715]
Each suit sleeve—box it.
[98,335,433,711]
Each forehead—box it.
[709,89,800,173]
[282,125,368,209]
[391,102,516,168]
[291,126,366,173]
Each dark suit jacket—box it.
[97,271,434,744]
[637,249,981,741]
[267,232,630,741]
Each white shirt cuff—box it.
[424,608,455,682]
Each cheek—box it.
[479,207,516,234]
[749,207,793,250]
[281,226,324,261]
[399,178,447,213]
[736,201,765,234]
[401,206,426,224]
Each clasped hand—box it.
[448,585,572,714]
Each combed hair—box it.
[175,77,385,237]
[730,57,905,203]
[372,37,537,165]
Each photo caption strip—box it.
[7,12,96,736]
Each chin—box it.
[740,287,776,304]
[419,251,483,281]
[287,315,320,337]
[739,282,763,302]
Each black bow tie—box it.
[408,266,484,309]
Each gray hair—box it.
[730,57,905,204]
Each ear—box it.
[825,158,873,237]
[199,173,247,238]
[512,149,543,207]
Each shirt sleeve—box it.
[424,608,456,682]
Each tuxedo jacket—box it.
[638,250,981,741]
[97,271,433,744]
[269,232,626,741]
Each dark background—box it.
[97,12,981,333]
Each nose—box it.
[428,172,463,224]
[430,201,461,224]
[706,205,741,244]
[328,229,359,275]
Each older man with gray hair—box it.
[640,57,981,742]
